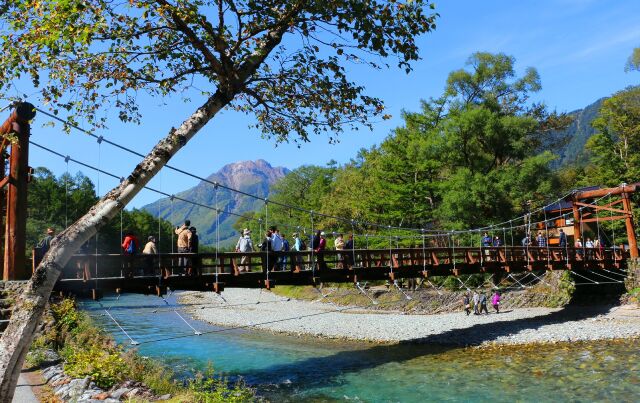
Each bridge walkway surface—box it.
[53,246,630,297]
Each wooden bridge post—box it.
[622,192,638,258]
[572,200,581,245]
[1,102,35,281]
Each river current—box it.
[80,293,639,402]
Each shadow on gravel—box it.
[239,296,622,391]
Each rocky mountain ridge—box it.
[142,159,289,246]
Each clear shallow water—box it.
[80,294,640,402]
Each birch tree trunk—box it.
[0,90,231,401]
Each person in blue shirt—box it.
[281,233,290,270]
[482,232,492,247]
[493,236,503,247]
[482,232,493,261]
[558,228,567,247]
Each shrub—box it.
[187,366,255,403]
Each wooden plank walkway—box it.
[53,246,630,297]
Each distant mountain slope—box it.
[142,160,289,246]
[552,98,604,167]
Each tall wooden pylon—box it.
[0,102,35,280]
[573,184,639,258]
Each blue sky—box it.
[19,0,640,209]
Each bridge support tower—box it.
[1,102,35,280]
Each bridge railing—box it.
[57,246,629,281]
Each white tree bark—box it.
[0,91,230,401]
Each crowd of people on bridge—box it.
[110,219,356,276]
[35,213,614,280]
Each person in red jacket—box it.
[121,231,139,278]
[315,231,327,272]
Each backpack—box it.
[125,238,136,254]
[299,238,307,251]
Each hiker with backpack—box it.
[121,231,139,278]
[175,220,192,274]
[235,228,254,273]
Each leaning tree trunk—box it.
[0,91,231,401]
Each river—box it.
[79,293,640,402]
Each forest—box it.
[28,52,639,253]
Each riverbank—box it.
[26,298,256,402]
[180,289,640,345]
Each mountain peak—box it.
[143,159,289,246]
[207,160,289,190]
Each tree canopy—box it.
[265,52,571,237]
[625,47,640,72]
[1,0,437,142]
[27,168,175,254]
[585,85,640,186]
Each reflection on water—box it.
[80,294,640,402]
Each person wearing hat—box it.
[235,228,254,272]
[142,235,157,276]
[143,235,158,255]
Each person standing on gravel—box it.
[491,291,501,313]
[472,291,480,315]
[479,292,489,315]
[463,293,471,316]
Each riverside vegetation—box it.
[270,271,576,313]
[27,298,256,402]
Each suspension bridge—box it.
[1,102,638,300]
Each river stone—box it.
[55,384,71,398]
[158,394,172,400]
[91,391,110,400]
[124,388,139,398]
[110,387,130,399]
[68,377,91,399]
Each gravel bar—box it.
[180,289,640,346]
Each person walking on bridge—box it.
[536,231,547,247]
[259,230,276,271]
[188,227,200,276]
[236,229,254,273]
[122,231,139,278]
[558,228,567,247]
[315,231,328,272]
[175,220,192,274]
[271,227,284,270]
[142,236,157,276]
[38,227,55,254]
[345,233,355,268]
[482,232,492,261]
[291,232,304,272]
[334,233,345,269]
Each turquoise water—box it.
[80,294,640,402]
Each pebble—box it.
[181,289,640,346]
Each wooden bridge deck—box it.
[52,246,630,297]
